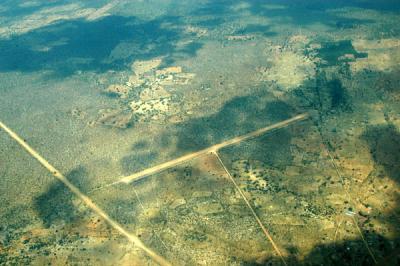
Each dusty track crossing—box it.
[1,113,308,265]
[0,121,171,266]
[117,113,308,184]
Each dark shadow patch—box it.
[299,0,400,12]
[246,0,375,28]
[191,0,233,17]
[246,208,399,265]
[101,91,122,99]
[119,93,298,174]
[235,24,277,37]
[0,15,202,77]
[315,40,367,66]
[173,94,297,154]
[195,17,226,28]
[264,100,298,121]
[221,128,294,170]
[170,41,203,62]
[132,140,149,150]
[334,19,359,29]
[304,71,353,114]
[348,0,400,12]
[301,236,395,265]
[361,124,400,183]
[327,78,351,110]
[121,151,159,174]
[33,166,89,228]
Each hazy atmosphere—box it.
[0,0,399,265]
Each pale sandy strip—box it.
[0,121,171,266]
[117,113,308,184]
[212,151,287,265]
[86,0,119,21]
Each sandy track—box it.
[118,113,309,184]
